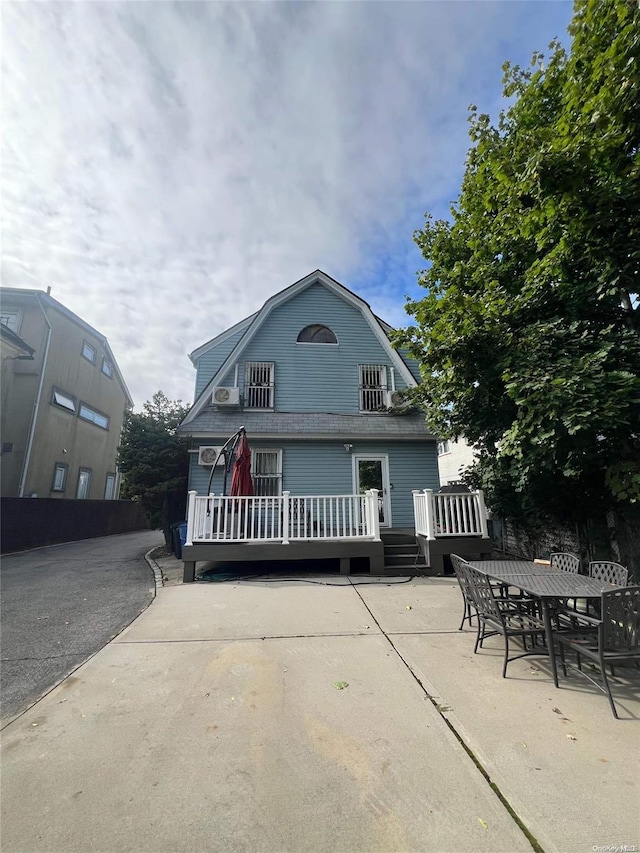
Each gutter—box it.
[18,294,52,497]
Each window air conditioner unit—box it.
[212,386,240,406]
[384,390,410,410]
[198,446,224,467]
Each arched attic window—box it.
[296,324,338,344]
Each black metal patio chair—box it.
[588,561,629,587]
[557,587,640,718]
[550,552,580,573]
[450,553,477,630]
[465,565,548,678]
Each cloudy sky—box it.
[2,1,573,407]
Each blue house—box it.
[179,271,490,579]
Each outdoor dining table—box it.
[466,560,616,687]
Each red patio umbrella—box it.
[230,431,254,497]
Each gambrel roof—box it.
[181,270,419,428]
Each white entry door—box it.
[352,455,391,527]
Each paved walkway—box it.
[1,571,638,853]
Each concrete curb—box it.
[144,547,164,594]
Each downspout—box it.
[18,295,52,497]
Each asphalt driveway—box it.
[0,530,162,722]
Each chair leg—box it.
[558,643,568,677]
[502,633,509,678]
[459,605,466,632]
[600,654,619,719]
[474,619,483,654]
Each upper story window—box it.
[245,362,274,409]
[82,340,96,364]
[359,364,388,412]
[296,324,338,344]
[1,310,21,333]
[101,358,114,378]
[52,388,77,413]
[78,403,109,430]
[437,440,451,456]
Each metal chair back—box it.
[466,566,501,621]
[589,561,629,587]
[550,552,580,573]
[601,587,640,652]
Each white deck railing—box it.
[185,489,381,545]
[412,489,488,540]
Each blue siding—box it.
[215,283,409,412]
[397,347,422,383]
[194,326,249,397]
[189,439,439,527]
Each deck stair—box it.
[381,531,426,575]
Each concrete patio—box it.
[1,570,638,853]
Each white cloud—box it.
[1,1,572,406]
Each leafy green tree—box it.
[397,0,640,527]
[118,392,190,533]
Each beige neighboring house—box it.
[437,437,477,486]
[0,288,133,500]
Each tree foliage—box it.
[397,0,640,523]
[118,392,190,529]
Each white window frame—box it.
[245,362,275,410]
[437,440,451,456]
[76,468,92,499]
[1,309,21,333]
[78,403,109,430]
[82,340,97,364]
[52,388,77,413]
[52,463,68,492]
[251,448,282,496]
[104,472,116,500]
[358,364,388,412]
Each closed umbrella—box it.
[230,432,254,497]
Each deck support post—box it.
[183,561,196,583]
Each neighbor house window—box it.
[78,403,109,430]
[245,362,274,409]
[252,449,282,496]
[437,440,451,455]
[52,388,77,413]
[1,310,21,332]
[104,472,116,500]
[52,463,68,492]
[82,340,96,363]
[76,468,92,499]
[359,364,387,412]
[296,324,338,344]
[101,358,114,378]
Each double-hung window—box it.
[437,440,451,456]
[359,364,387,412]
[245,362,274,409]
[252,449,282,496]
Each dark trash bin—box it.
[173,521,187,559]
